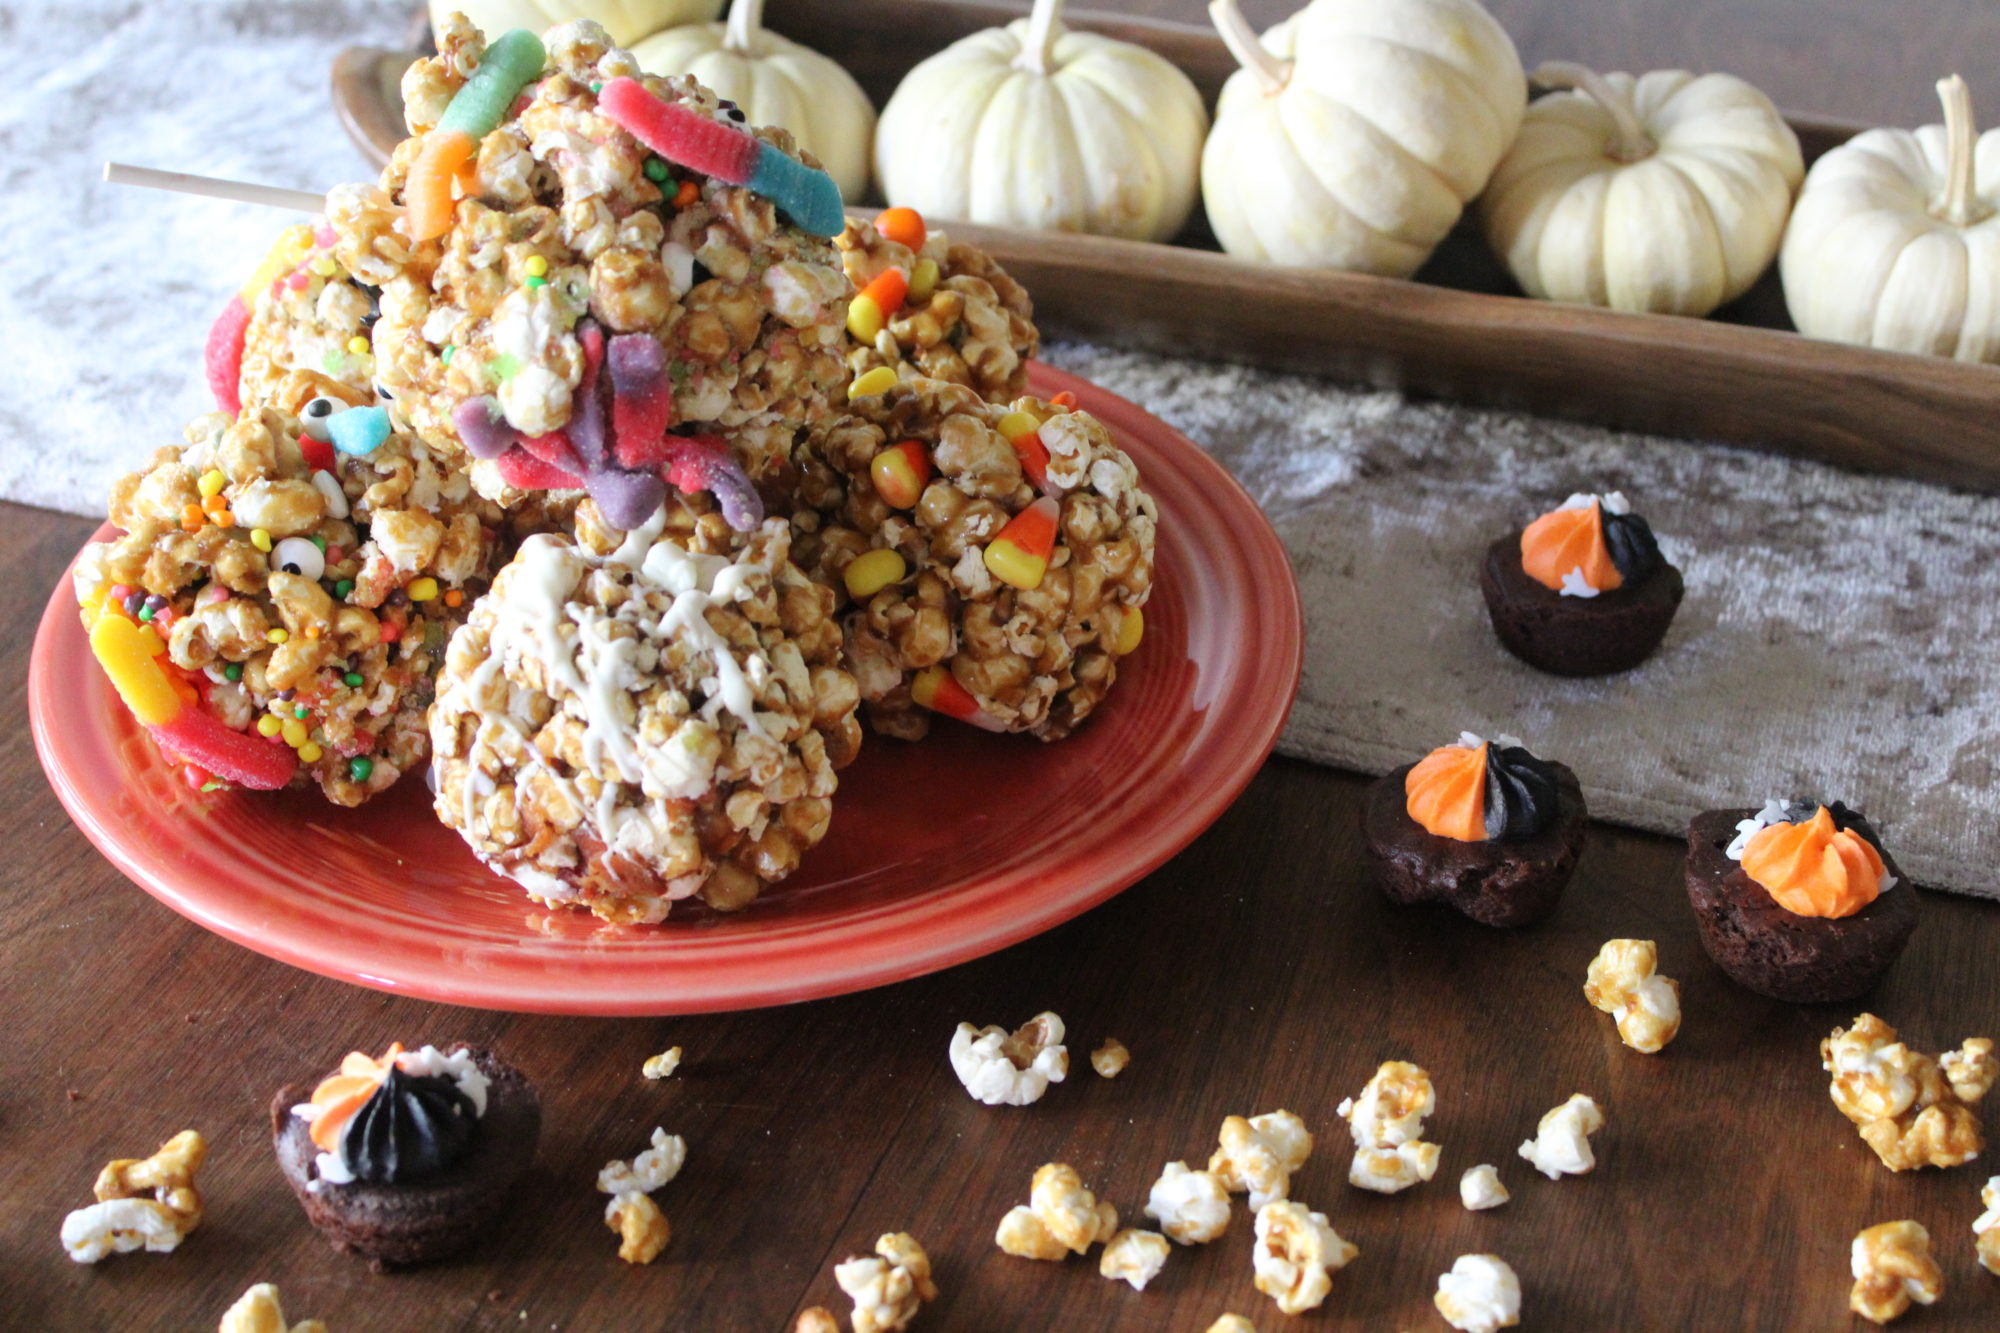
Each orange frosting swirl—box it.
[1740,807,1887,918]
[306,1043,405,1151]
[1406,742,1488,842]
[1521,502,1622,595]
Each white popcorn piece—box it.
[1584,940,1682,1053]
[1350,1142,1443,1194]
[642,1047,682,1079]
[1943,1038,1997,1105]
[1204,1319,1255,1333]
[1519,1094,1604,1179]
[597,1127,687,1196]
[1850,1221,1942,1323]
[1144,1161,1232,1245]
[949,1013,1068,1106]
[1973,1176,1999,1276]
[1252,1199,1358,1316]
[61,1198,188,1264]
[1210,1110,1313,1208]
[1459,1164,1511,1211]
[835,1232,937,1333]
[1098,1228,1171,1290]
[1435,1254,1523,1333]
[1340,1061,1441,1194]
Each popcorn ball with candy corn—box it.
[790,375,1155,741]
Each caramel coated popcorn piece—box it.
[596,1127,687,1264]
[1435,1254,1522,1333]
[1518,1094,1604,1179]
[950,1012,1068,1106]
[217,1284,328,1333]
[997,1163,1119,1260]
[794,1310,842,1333]
[1459,1164,1510,1211]
[1849,1221,1942,1324]
[1099,1228,1171,1290]
[834,1232,938,1333]
[1584,939,1681,1053]
[1210,1110,1313,1209]
[1204,1318,1255,1333]
[642,1047,683,1080]
[1144,1160,1232,1245]
[60,1129,207,1264]
[1251,1199,1358,1316]
[1823,1014,1988,1171]
[1339,1061,1441,1194]
[1091,1038,1131,1078]
[1975,1175,2000,1275]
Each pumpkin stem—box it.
[1935,75,1988,227]
[724,0,766,56]
[1017,0,1065,76]
[1210,0,1291,96]
[1533,61,1655,164]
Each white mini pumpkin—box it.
[873,0,1208,242]
[1202,0,1525,275]
[431,0,722,50]
[631,0,877,202]
[1781,76,2000,361]
[1478,64,1804,317]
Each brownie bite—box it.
[1480,491,1684,676]
[1362,732,1588,927]
[1686,802,1918,1003]
[272,1043,540,1268]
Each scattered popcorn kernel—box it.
[950,1012,1068,1106]
[217,1283,328,1333]
[1210,1110,1313,1208]
[61,1129,207,1263]
[1518,1094,1604,1179]
[1973,1175,2000,1275]
[1205,1318,1255,1333]
[1823,1015,1988,1171]
[1252,1199,1357,1315]
[604,1190,671,1264]
[1435,1254,1522,1333]
[1031,1163,1118,1254]
[794,1309,842,1333]
[1099,1228,1171,1290]
[997,1205,1072,1261]
[642,1047,682,1080]
[1459,1164,1510,1211]
[1145,1161,1232,1245]
[835,1232,937,1333]
[1850,1221,1942,1324]
[1339,1062,1441,1194]
[1092,1038,1131,1078]
[597,1127,687,1196]
[1584,939,1682,1053]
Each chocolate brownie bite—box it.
[1686,802,1919,1003]
[272,1042,540,1268]
[1480,491,1684,676]
[1362,732,1587,928]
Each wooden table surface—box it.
[9,2,2000,1330]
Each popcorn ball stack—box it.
[75,404,500,804]
[427,507,862,922]
[791,376,1156,740]
[339,18,852,528]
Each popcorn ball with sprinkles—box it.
[335,16,853,532]
[73,404,501,805]
[790,376,1156,741]
[228,220,385,418]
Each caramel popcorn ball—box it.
[791,376,1155,741]
[1145,1161,1232,1245]
[1822,1014,1989,1171]
[218,1283,328,1333]
[834,1232,938,1333]
[1251,1199,1358,1316]
[1518,1094,1604,1180]
[1091,1038,1131,1079]
[642,1047,683,1079]
[1584,939,1681,1054]
[1339,1061,1442,1194]
[1210,1110,1314,1209]
[837,216,1039,404]
[430,513,860,922]
[1975,1176,1999,1275]
[1459,1164,1510,1211]
[1850,1221,1942,1324]
[596,1127,686,1265]
[75,407,499,803]
[1435,1254,1523,1333]
[1099,1228,1171,1291]
[60,1130,207,1264]
[950,1012,1069,1106]
[996,1163,1120,1261]
[357,21,850,491]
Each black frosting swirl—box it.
[1600,506,1663,584]
[1483,743,1561,841]
[339,1064,478,1184]
[1777,799,1884,853]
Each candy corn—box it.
[870,440,930,509]
[910,667,1007,732]
[983,496,1059,591]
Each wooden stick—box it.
[102,163,326,214]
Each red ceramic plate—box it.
[30,366,1301,1015]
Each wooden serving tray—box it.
[332,0,2000,493]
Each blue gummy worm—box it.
[748,144,845,238]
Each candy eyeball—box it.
[301,396,341,441]
[271,537,326,581]
[716,100,748,126]
[373,380,396,401]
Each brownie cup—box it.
[1481,535,1684,676]
[273,1044,540,1268]
[1363,758,1588,928]
[1685,808,1919,1003]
